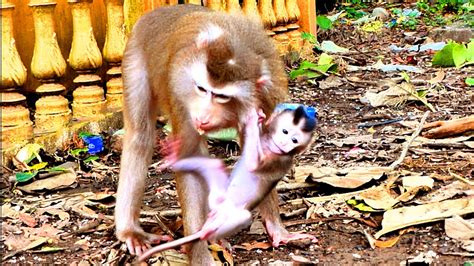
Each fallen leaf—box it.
[19,212,37,227]
[209,243,233,265]
[358,186,398,210]
[1,203,20,219]
[297,166,389,189]
[375,197,474,238]
[402,175,434,189]
[18,170,77,192]
[429,70,445,84]
[445,215,474,240]
[416,181,472,204]
[234,240,273,251]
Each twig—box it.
[276,182,317,192]
[449,171,474,186]
[389,111,430,170]
[154,214,177,239]
[283,216,378,228]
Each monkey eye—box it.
[282,129,288,134]
[213,93,231,103]
[195,85,208,97]
[291,137,298,144]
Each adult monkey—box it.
[115,4,304,264]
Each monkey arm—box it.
[241,109,264,171]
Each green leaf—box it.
[301,32,316,44]
[347,199,377,212]
[46,166,69,173]
[78,132,95,138]
[317,53,333,65]
[465,77,474,86]
[30,162,48,171]
[317,16,333,30]
[466,40,474,62]
[432,42,456,67]
[16,171,38,183]
[84,155,99,163]
[70,147,88,156]
[452,43,468,68]
[207,127,238,142]
[299,60,319,69]
[400,72,410,82]
[289,68,322,79]
[39,246,65,252]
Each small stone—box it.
[372,7,389,21]
[430,26,473,43]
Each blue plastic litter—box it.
[82,135,104,154]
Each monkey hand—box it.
[264,221,317,247]
[257,108,266,124]
[116,226,173,256]
[158,137,182,170]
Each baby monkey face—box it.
[270,111,313,154]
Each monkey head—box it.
[265,105,317,155]
[171,24,273,134]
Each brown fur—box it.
[115,5,288,263]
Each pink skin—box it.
[264,220,317,247]
[145,108,316,260]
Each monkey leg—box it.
[259,189,317,247]
[176,171,216,265]
[115,40,171,255]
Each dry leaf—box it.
[18,170,77,192]
[358,186,398,210]
[1,203,20,219]
[445,215,474,240]
[234,240,273,251]
[415,181,472,204]
[19,212,37,227]
[429,70,445,84]
[375,197,474,238]
[402,176,434,189]
[297,166,390,189]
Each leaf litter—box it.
[2,2,474,265]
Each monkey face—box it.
[182,62,251,134]
[268,111,313,154]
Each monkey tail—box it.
[137,233,201,262]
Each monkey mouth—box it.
[269,138,285,155]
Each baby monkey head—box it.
[267,105,317,155]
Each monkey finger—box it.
[126,239,136,255]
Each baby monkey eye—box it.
[282,129,288,134]
[291,137,298,144]
[195,85,208,96]
[213,93,231,104]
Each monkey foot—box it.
[270,232,317,248]
[265,222,317,248]
[123,231,173,256]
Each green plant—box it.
[342,6,366,19]
[289,53,338,79]
[317,15,333,30]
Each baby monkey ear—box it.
[196,24,224,49]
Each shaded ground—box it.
[2,3,473,265]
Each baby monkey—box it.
[139,105,317,262]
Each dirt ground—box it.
[2,3,473,266]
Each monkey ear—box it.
[196,24,224,49]
[256,60,273,91]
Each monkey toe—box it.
[271,233,317,248]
